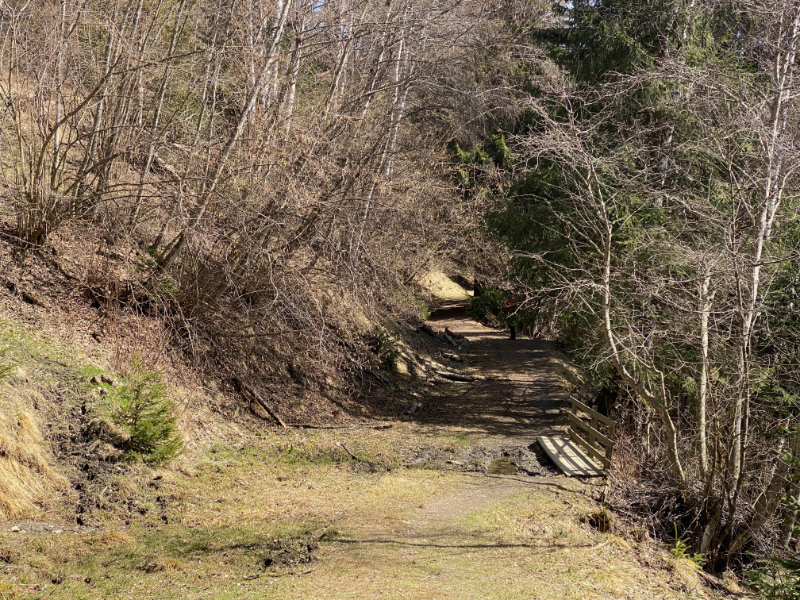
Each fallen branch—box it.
[443,327,467,348]
[232,377,286,427]
[366,368,393,387]
[336,441,359,460]
[441,332,460,348]
[288,423,393,430]
[419,323,467,349]
[441,351,463,362]
[435,370,475,382]
[336,441,377,470]
[419,323,437,337]
[253,394,287,428]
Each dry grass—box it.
[0,390,69,519]
[548,352,589,395]
[417,271,472,302]
[0,425,731,599]
[0,288,735,600]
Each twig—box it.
[232,377,286,427]
[253,394,287,428]
[336,441,359,460]
[336,441,376,470]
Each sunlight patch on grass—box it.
[416,271,471,302]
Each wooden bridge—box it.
[537,398,616,477]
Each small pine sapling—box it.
[110,360,182,465]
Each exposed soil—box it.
[401,306,566,477]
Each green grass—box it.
[1,522,329,599]
[0,318,104,398]
[0,423,724,600]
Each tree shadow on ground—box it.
[392,314,569,439]
[329,534,594,552]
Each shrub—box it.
[108,361,182,465]
[747,557,800,600]
[371,332,400,371]
[467,289,507,326]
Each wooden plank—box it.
[569,398,616,431]
[537,435,605,477]
[566,412,614,453]
[568,427,610,468]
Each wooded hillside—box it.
[0,0,510,392]
[1,0,799,595]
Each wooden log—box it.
[435,370,475,382]
[253,395,287,428]
[232,377,286,428]
[419,324,437,337]
[441,332,461,348]
[443,327,467,347]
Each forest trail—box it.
[260,310,717,600]
[421,306,566,446]
[0,307,722,600]
[318,307,566,554]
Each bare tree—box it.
[512,0,800,566]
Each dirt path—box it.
[371,308,564,522]
[424,307,567,440]
[267,311,713,600]
[276,311,600,599]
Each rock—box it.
[90,375,103,385]
[10,526,20,532]
[582,509,614,532]
[100,373,115,386]
[393,356,410,375]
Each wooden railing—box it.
[565,398,616,469]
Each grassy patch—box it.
[0,521,331,599]
[0,423,723,600]
[0,321,86,519]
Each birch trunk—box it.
[731,1,800,488]
[159,0,292,271]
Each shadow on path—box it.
[411,307,568,441]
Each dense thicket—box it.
[486,0,800,573]
[0,0,509,396]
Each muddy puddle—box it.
[487,457,517,475]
